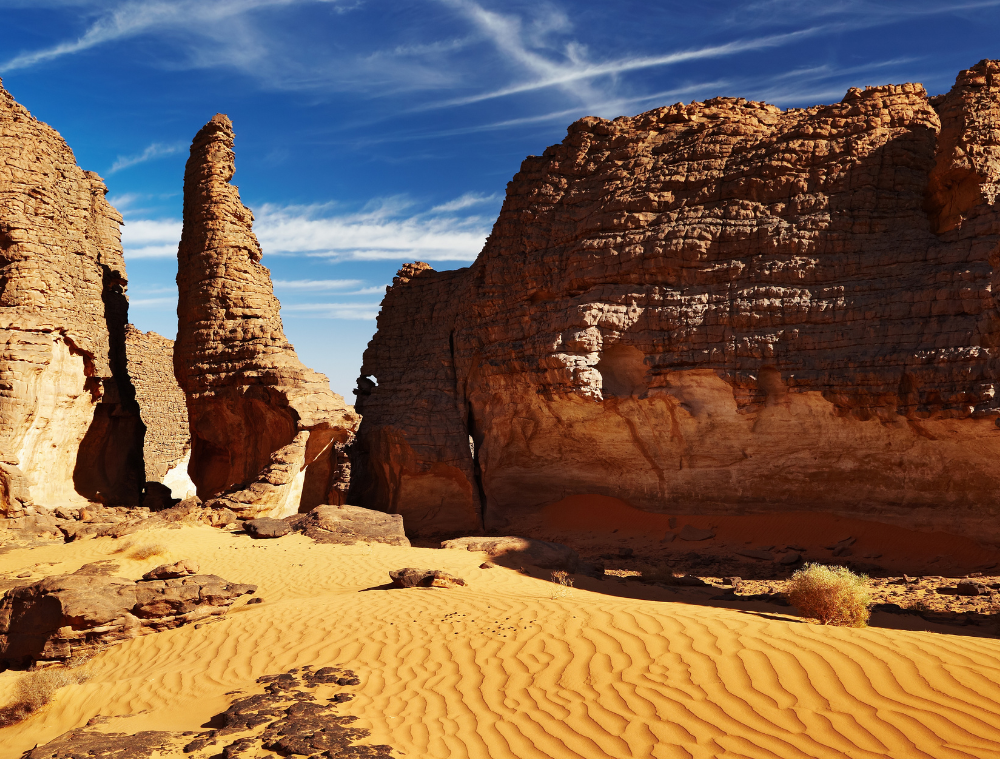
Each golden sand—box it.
[2,525,1000,758]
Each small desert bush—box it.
[0,667,89,727]
[786,563,873,627]
[550,570,574,599]
[128,543,166,561]
[110,539,135,554]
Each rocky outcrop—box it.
[23,668,394,759]
[352,60,1000,546]
[0,563,256,665]
[0,79,145,514]
[293,503,410,546]
[388,568,466,589]
[174,114,359,519]
[125,326,195,501]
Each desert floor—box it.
[3,524,1000,758]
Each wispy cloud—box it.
[430,192,500,212]
[121,217,182,260]
[109,141,185,173]
[0,0,344,73]
[283,302,382,319]
[119,193,491,263]
[129,296,176,307]
[255,200,488,261]
[273,278,364,291]
[429,2,833,110]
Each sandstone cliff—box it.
[125,326,195,501]
[351,60,1000,543]
[174,114,358,518]
[0,78,145,514]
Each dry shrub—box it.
[786,563,873,627]
[110,539,135,554]
[128,543,166,561]
[0,667,89,727]
[550,570,574,599]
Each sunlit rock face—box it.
[351,60,1000,544]
[174,114,359,518]
[0,78,145,514]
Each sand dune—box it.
[2,526,1000,758]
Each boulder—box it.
[440,536,579,572]
[957,580,987,596]
[388,569,466,589]
[174,114,358,520]
[295,504,409,546]
[0,565,255,665]
[244,518,291,539]
[678,526,715,542]
[142,560,200,580]
[348,60,1000,549]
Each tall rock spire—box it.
[175,113,359,517]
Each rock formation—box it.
[0,78,145,514]
[0,562,256,666]
[351,60,1000,545]
[23,668,394,759]
[125,326,195,501]
[175,114,359,519]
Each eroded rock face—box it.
[0,563,256,665]
[0,79,144,514]
[125,326,195,501]
[352,60,1000,545]
[174,114,359,519]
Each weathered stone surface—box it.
[295,504,410,547]
[174,114,359,520]
[0,79,145,513]
[441,536,579,571]
[351,60,1000,546]
[388,568,466,588]
[244,517,291,539]
[0,564,255,665]
[125,326,195,501]
[23,667,394,759]
[142,559,199,580]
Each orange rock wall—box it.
[352,60,1000,543]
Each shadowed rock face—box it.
[0,79,145,513]
[175,114,359,518]
[351,60,1000,544]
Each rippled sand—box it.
[2,525,1000,758]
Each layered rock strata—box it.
[352,60,1000,545]
[175,114,358,518]
[0,79,144,514]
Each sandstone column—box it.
[174,114,359,518]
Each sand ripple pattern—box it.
[2,527,1000,758]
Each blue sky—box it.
[1,0,999,400]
